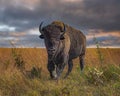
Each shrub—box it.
[86,67,105,85]
[102,65,120,82]
[30,66,42,79]
[11,48,25,71]
[93,36,104,66]
[86,65,120,86]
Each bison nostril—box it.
[48,48,55,51]
[48,48,55,52]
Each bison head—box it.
[39,21,66,79]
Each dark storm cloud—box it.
[0,6,39,31]
[86,31,120,47]
[0,0,120,47]
[81,0,120,31]
[0,0,120,32]
[0,31,44,47]
[18,35,45,47]
[38,0,120,31]
[87,35,120,47]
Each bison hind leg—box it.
[79,55,85,71]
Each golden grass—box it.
[0,48,120,96]
[0,48,119,72]
[0,48,119,68]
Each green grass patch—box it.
[0,64,119,96]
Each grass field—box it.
[0,48,120,96]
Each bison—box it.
[39,21,86,79]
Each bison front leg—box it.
[56,55,69,79]
[47,61,57,79]
[64,60,73,78]
[56,63,65,79]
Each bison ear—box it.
[60,35,65,40]
[39,35,44,39]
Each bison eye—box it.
[60,35,65,40]
[39,35,44,39]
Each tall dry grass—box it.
[0,48,120,96]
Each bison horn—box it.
[39,21,44,34]
[61,23,66,35]
[39,22,44,39]
[60,23,66,40]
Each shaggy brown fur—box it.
[39,21,86,79]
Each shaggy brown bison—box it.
[39,21,86,79]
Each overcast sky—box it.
[0,0,120,47]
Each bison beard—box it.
[39,21,86,79]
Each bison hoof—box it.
[50,71,58,79]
